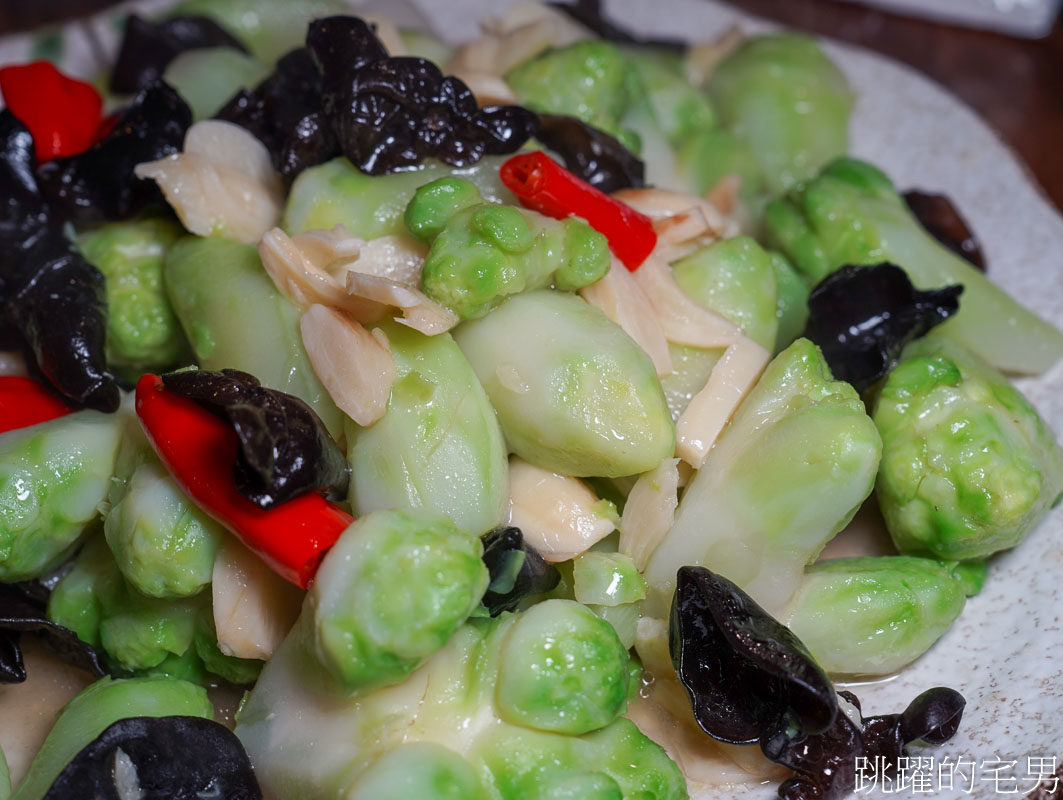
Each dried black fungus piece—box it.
[904,190,986,272]
[549,0,685,50]
[307,16,538,175]
[215,47,335,182]
[480,527,561,616]
[0,582,107,684]
[43,716,262,800]
[162,369,350,509]
[535,113,644,193]
[0,111,118,411]
[765,688,965,800]
[110,14,248,95]
[37,81,191,225]
[803,263,963,392]
[669,566,838,744]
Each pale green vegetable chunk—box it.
[283,156,515,239]
[46,534,116,648]
[99,588,202,672]
[677,128,762,199]
[586,602,641,651]
[163,47,270,119]
[194,609,263,685]
[874,336,1063,560]
[644,338,881,617]
[104,458,223,599]
[164,236,343,437]
[769,250,810,353]
[496,600,630,735]
[508,41,640,152]
[786,556,970,676]
[309,509,488,693]
[672,236,779,351]
[572,552,646,607]
[764,158,1063,373]
[347,743,488,800]
[659,343,723,422]
[0,410,125,582]
[409,178,609,319]
[454,291,675,477]
[12,676,212,800]
[708,34,853,195]
[78,218,188,375]
[623,47,716,145]
[346,321,508,536]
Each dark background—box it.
[3,0,1061,210]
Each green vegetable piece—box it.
[167,0,348,61]
[77,218,188,376]
[672,236,779,351]
[162,47,270,120]
[46,534,117,648]
[104,458,223,599]
[585,602,641,651]
[346,321,508,536]
[404,176,484,244]
[496,599,629,735]
[659,343,723,422]
[454,291,675,477]
[644,338,882,617]
[283,156,515,239]
[580,718,687,799]
[0,410,125,582]
[99,588,202,672]
[508,41,640,152]
[708,34,853,195]
[768,250,810,353]
[345,743,488,800]
[786,556,968,675]
[873,336,1063,560]
[764,158,1063,373]
[951,560,987,597]
[139,646,207,683]
[194,608,263,685]
[623,47,716,144]
[676,128,762,199]
[310,509,488,693]
[12,676,212,800]
[164,235,343,437]
[413,180,609,319]
[572,552,646,607]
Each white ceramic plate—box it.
[1,1,1060,798]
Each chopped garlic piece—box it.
[506,456,616,561]
[135,121,283,245]
[345,271,458,336]
[676,337,770,467]
[289,224,364,273]
[212,536,304,661]
[613,186,737,239]
[632,255,742,349]
[338,234,428,286]
[300,304,396,427]
[619,459,680,571]
[581,255,672,377]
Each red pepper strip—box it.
[499,151,658,271]
[135,374,353,588]
[0,376,75,434]
[0,61,104,162]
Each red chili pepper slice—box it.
[0,61,104,162]
[499,151,657,271]
[135,374,353,588]
[0,376,75,434]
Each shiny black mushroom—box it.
[535,113,644,193]
[903,190,986,272]
[43,716,262,800]
[802,263,963,392]
[161,368,350,509]
[480,527,561,616]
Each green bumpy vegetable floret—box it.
[706,34,852,197]
[644,338,882,618]
[78,218,189,376]
[308,509,489,693]
[873,336,1063,561]
[764,158,1063,374]
[507,41,640,152]
[408,178,610,319]
[236,596,686,800]
[785,555,978,676]
[454,290,675,477]
[0,409,125,582]
[346,320,508,536]
[12,676,213,800]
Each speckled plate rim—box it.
[1,1,1061,798]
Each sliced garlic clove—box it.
[506,456,617,562]
[289,224,365,273]
[345,271,458,336]
[300,304,396,427]
[339,234,428,286]
[619,458,681,571]
[212,535,304,661]
[632,255,742,349]
[183,119,281,194]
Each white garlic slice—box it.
[619,458,681,571]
